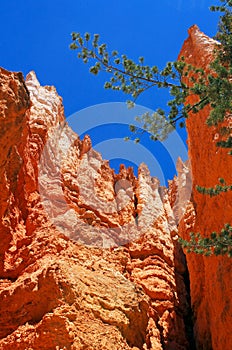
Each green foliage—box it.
[70,0,232,256]
[196,178,232,197]
[217,135,232,150]
[179,224,232,257]
[70,34,220,141]
[206,1,232,126]
[70,2,231,141]
[70,1,231,139]
[70,31,191,140]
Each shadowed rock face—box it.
[0,67,190,349]
[178,25,232,350]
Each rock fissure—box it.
[182,265,196,350]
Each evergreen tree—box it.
[70,0,232,257]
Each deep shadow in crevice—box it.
[182,256,196,350]
[174,243,196,350]
[133,192,139,225]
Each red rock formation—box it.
[0,68,190,349]
[0,68,30,275]
[178,25,232,350]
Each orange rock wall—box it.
[0,68,30,276]
[178,25,232,350]
[0,68,190,349]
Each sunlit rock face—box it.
[0,67,190,349]
[178,25,232,350]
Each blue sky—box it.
[1,0,221,184]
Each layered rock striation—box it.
[0,68,191,349]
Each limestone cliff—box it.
[178,25,232,350]
[0,68,190,349]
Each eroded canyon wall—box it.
[0,68,190,349]
[178,25,232,350]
